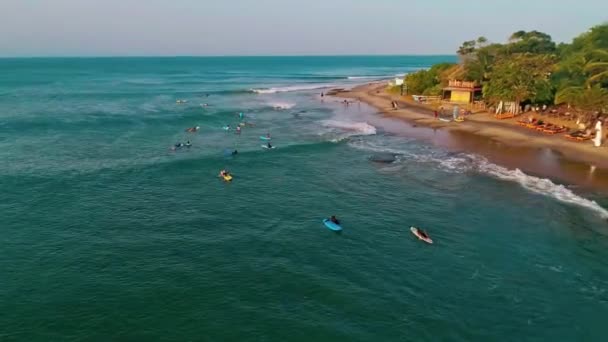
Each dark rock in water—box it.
[369,153,399,163]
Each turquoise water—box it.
[1,56,608,341]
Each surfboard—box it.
[260,136,271,141]
[410,227,433,244]
[323,219,342,231]
[261,145,276,149]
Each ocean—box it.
[1,56,607,341]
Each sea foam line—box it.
[349,140,608,218]
[251,84,334,94]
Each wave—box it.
[266,102,296,110]
[475,160,608,218]
[347,76,390,80]
[321,120,377,136]
[349,140,608,218]
[251,84,334,94]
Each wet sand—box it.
[333,83,608,193]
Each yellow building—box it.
[442,80,482,103]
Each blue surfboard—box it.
[260,136,271,141]
[323,219,342,231]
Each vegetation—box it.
[403,62,456,95]
[402,23,608,115]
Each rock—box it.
[368,153,399,163]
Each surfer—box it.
[219,169,230,177]
[186,126,200,132]
[185,140,192,148]
[267,142,273,148]
[236,126,241,134]
[330,216,340,225]
[266,133,271,139]
[417,229,429,239]
[232,150,238,156]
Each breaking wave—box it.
[251,84,333,94]
[349,139,608,218]
[322,120,377,136]
[267,102,296,110]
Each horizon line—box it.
[0,53,458,59]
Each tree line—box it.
[403,24,608,116]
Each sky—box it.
[1,0,607,57]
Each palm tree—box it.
[584,49,608,85]
[476,36,488,48]
[555,87,584,107]
[555,86,608,112]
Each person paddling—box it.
[417,228,429,239]
[330,215,340,225]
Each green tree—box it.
[555,86,608,112]
[404,63,456,95]
[584,49,608,85]
[404,70,434,95]
[507,30,556,54]
[457,40,477,56]
[561,24,608,56]
[555,86,584,107]
[483,54,556,109]
[462,43,503,83]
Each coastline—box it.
[333,82,608,192]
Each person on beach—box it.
[434,110,438,119]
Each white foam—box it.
[322,120,377,136]
[251,84,333,94]
[267,102,295,110]
[475,158,608,218]
[347,76,382,80]
[348,140,608,218]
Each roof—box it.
[443,86,482,92]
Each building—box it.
[388,78,404,87]
[442,80,482,103]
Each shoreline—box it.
[333,82,608,192]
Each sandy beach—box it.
[333,82,608,191]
